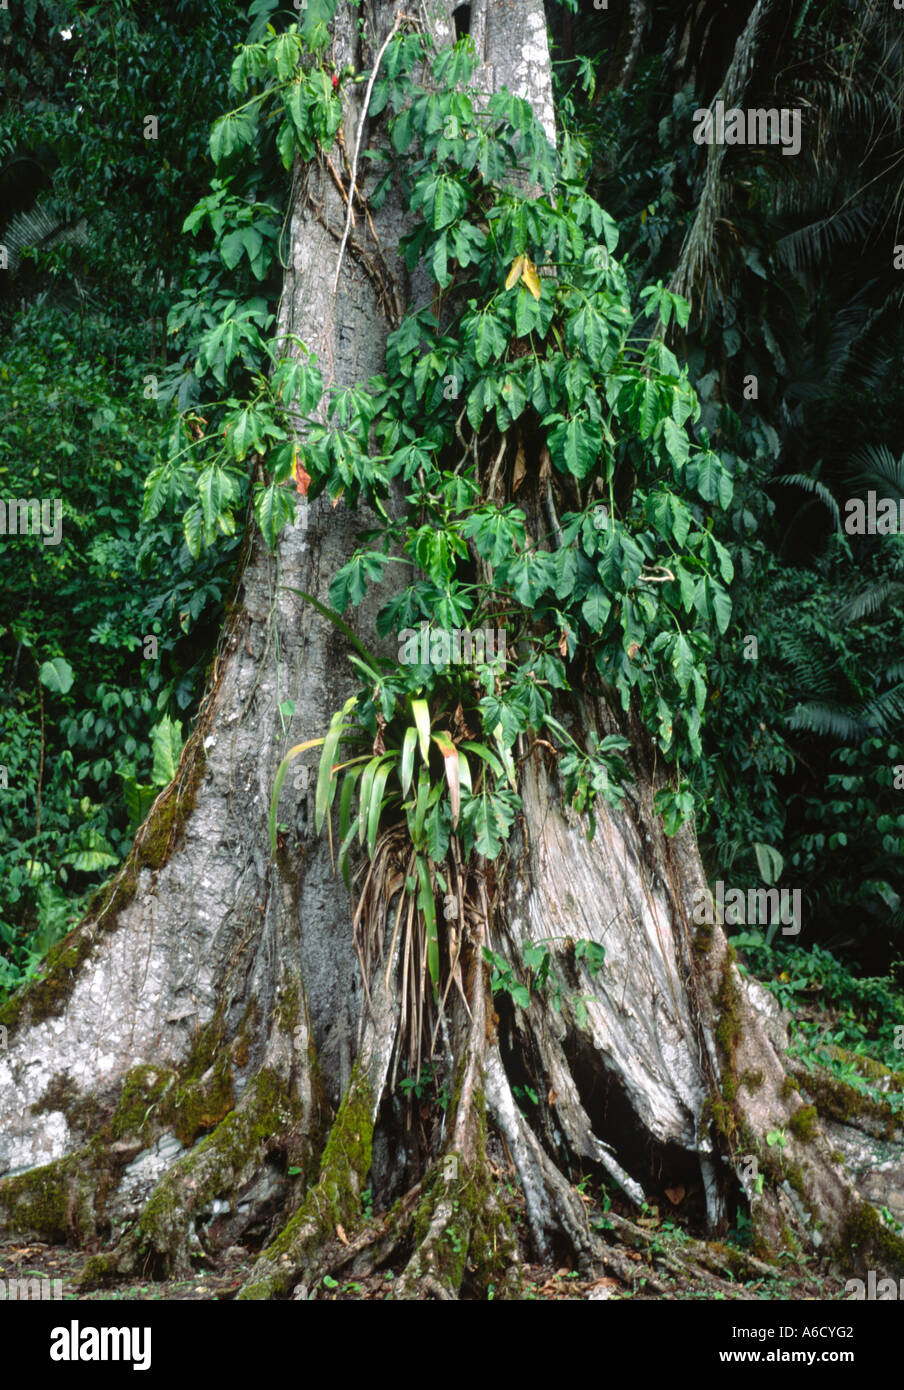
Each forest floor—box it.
[1,950,895,1302]
[0,1217,854,1302]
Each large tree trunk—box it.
[0,0,901,1299]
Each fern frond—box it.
[836,580,904,622]
[787,702,869,740]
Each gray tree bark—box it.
[0,0,900,1299]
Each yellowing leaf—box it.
[505,255,525,290]
[432,731,460,827]
[411,698,431,763]
[521,258,541,301]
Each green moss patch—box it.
[0,742,207,1044]
[794,1067,900,1139]
[788,1104,819,1142]
[841,1202,904,1276]
[112,1065,177,1142]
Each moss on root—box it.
[0,928,95,1037]
[0,1161,73,1241]
[788,1105,819,1143]
[705,958,820,1263]
[824,1046,904,1088]
[229,998,261,1071]
[411,1154,517,1296]
[705,960,750,1151]
[840,1202,904,1276]
[793,1067,900,1138]
[136,1066,301,1265]
[111,1066,177,1142]
[714,965,743,1059]
[109,1056,236,1151]
[77,1252,119,1289]
[694,920,714,955]
[0,1151,101,1243]
[238,1070,376,1300]
[399,1070,518,1299]
[170,1056,236,1147]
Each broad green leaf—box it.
[39,657,74,695]
[754,843,784,886]
[581,586,611,631]
[143,463,172,522]
[474,312,507,367]
[412,766,431,845]
[548,415,602,480]
[460,741,503,778]
[198,465,229,530]
[61,831,118,873]
[566,301,608,359]
[460,785,519,859]
[118,773,157,831]
[315,696,357,837]
[670,634,694,694]
[425,802,450,862]
[210,109,258,163]
[401,725,418,797]
[339,764,362,846]
[632,378,662,439]
[276,118,296,172]
[151,715,183,785]
[711,583,732,635]
[710,535,734,584]
[431,174,467,229]
[515,285,544,337]
[663,417,689,467]
[183,502,204,559]
[367,757,395,859]
[689,451,722,503]
[253,482,295,551]
[649,491,691,548]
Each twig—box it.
[486,432,508,500]
[324,154,356,224]
[332,12,405,294]
[544,475,564,550]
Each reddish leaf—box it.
[295,453,312,496]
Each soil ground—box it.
[0,1201,854,1302]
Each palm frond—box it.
[775,472,840,526]
[850,444,904,494]
[1,196,88,275]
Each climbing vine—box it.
[160,8,736,1047]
